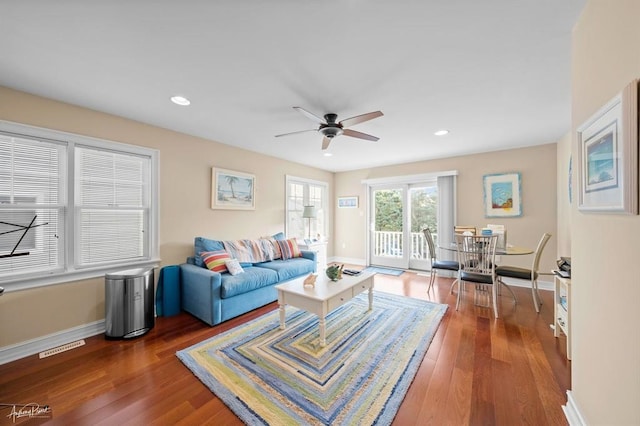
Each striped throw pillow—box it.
[201,250,231,273]
[276,238,301,260]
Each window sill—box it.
[1,258,162,293]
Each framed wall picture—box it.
[211,168,255,210]
[483,172,522,218]
[577,79,638,214]
[338,196,358,208]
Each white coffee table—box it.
[275,270,376,347]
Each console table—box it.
[552,273,571,360]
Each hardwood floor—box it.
[0,272,570,425]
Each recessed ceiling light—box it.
[170,95,190,106]
[434,129,449,136]
[323,152,333,157]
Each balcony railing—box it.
[373,230,438,259]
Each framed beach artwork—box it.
[211,168,255,210]
[577,79,638,214]
[338,196,358,208]
[483,172,522,218]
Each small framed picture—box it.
[483,172,522,218]
[338,196,358,209]
[577,79,638,214]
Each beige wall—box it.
[0,86,333,347]
[571,1,640,424]
[334,143,558,273]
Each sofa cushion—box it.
[220,266,279,298]
[276,238,301,260]
[194,237,224,267]
[256,258,315,282]
[201,250,231,273]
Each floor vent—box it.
[39,340,85,359]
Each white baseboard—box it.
[329,256,366,266]
[0,320,105,365]
[563,391,587,426]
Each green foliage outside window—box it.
[411,188,438,233]
[374,187,438,233]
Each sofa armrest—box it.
[180,263,223,326]
[300,250,317,272]
[300,249,316,262]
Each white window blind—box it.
[0,134,65,278]
[75,147,149,267]
[437,175,457,263]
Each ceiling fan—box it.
[276,107,383,150]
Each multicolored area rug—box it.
[177,291,447,425]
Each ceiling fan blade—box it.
[321,136,332,150]
[293,107,326,125]
[343,129,379,141]
[339,111,383,128]
[275,129,317,138]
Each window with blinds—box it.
[0,121,159,288]
[75,147,149,267]
[0,135,65,279]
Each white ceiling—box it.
[0,1,585,172]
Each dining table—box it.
[439,243,533,256]
[495,245,533,256]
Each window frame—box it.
[0,120,160,292]
[73,145,152,268]
[285,175,328,241]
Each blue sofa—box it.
[179,236,317,326]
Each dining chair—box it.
[495,233,552,313]
[455,233,501,317]
[423,228,459,292]
[449,225,476,294]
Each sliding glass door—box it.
[369,181,438,270]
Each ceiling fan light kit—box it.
[319,126,343,139]
[276,107,383,150]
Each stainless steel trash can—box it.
[105,267,155,339]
